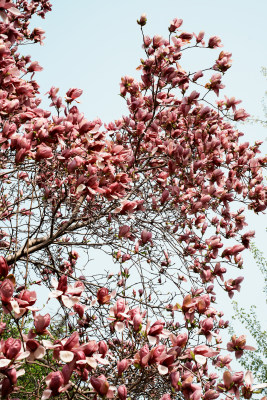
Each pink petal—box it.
[51,277,58,289]
[61,295,79,308]
[86,356,97,369]
[10,300,20,314]
[93,354,110,365]
[253,383,267,390]
[245,371,253,386]
[48,290,63,299]
[8,6,21,16]
[34,346,46,359]
[0,358,11,368]
[106,388,115,399]
[76,184,86,194]
[0,10,8,23]
[42,340,54,349]
[195,354,207,365]
[115,322,125,332]
[147,335,157,345]
[41,389,52,400]
[158,364,169,375]
[60,351,74,363]
[244,346,256,351]
[17,369,25,377]
[17,351,30,360]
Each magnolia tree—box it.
[0,2,266,400]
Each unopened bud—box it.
[137,13,147,26]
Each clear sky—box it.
[28,0,267,343]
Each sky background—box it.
[27,0,267,352]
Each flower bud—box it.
[0,257,9,279]
[137,13,147,26]
[118,385,127,400]
[97,287,111,305]
[90,375,109,396]
[117,359,128,376]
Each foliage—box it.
[0,2,266,400]
[231,243,267,393]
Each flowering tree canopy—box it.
[0,2,266,399]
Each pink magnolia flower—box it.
[34,313,51,334]
[26,339,46,361]
[169,18,183,32]
[234,108,250,121]
[66,88,83,103]
[3,338,21,359]
[199,318,214,342]
[153,35,164,48]
[0,322,6,334]
[133,313,143,331]
[35,143,53,161]
[214,354,232,369]
[203,389,219,400]
[170,332,188,348]
[0,279,14,304]
[170,371,181,391]
[43,370,71,399]
[16,289,36,308]
[51,331,80,363]
[192,70,204,82]
[73,303,87,318]
[118,225,131,239]
[242,371,267,399]
[0,257,9,278]
[214,51,232,72]
[28,61,43,73]
[179,32,193,41]
[97,287,111,305]
[227,335,255,359]
[224,277,244,298]
[90,374,112,397]
[195,31,205,44]
[98,341,108,358]
[117,359,129,376]
[118,384,127,400]
[205,73,225,96]
[110,298,129,321]
[208,36,222,48]
[137,14,147,27]
[148,320,165,336]
[141,229,152,244]
[134,344,150,368]
[80,340,98,357]
[217,370,243,398]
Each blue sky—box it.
[28,0,267,341]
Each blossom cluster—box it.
[0,3,266,400]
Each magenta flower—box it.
[0,257,9,278]
[227,335,255,359]
[34,314,51,334]
[118,384,127,400]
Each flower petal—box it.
[115,321,124,333]
[60,351,74,363]
[86,356,97,369]
[61,295,80,308]
[16,351,30,360]
[158,364,169,375]
[41,389,52,400]
[34,346,46,359]
[195,354,207,365]
[0,358,11,368]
